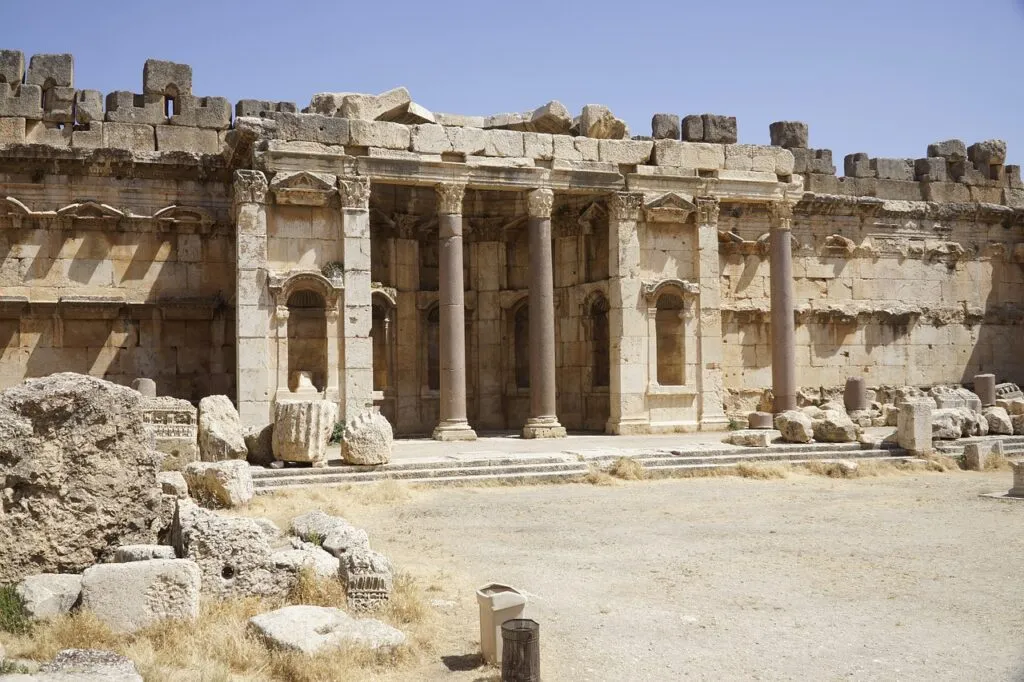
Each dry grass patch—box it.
[734,462,790,479]
[984,450,1011,471]
[582,465,617,486]
[608,457,647,481]
[240,480,418,530]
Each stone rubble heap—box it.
[0,50,1018,208]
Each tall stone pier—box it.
[769,201,797,413]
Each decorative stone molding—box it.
[371,284,398,307]
[577,201,607,232]
[435,182,466,215]
[152,205,215,231]
[609,192,644,221]
[641,278,700,303]
[645,192,697,223]
[823,233,856,255]
[695,196,720,226]
[233,170,268,205]
[56,201,124,226]
[270,171,337,206]
[527,188,554,219]
[0,197,228,234]
[339,176,371,210]
[268,270,343,309]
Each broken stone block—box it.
[483,110,530,130]
[769,121,808,148]
[579,104,628,139]
[156,124,220,153]
[1009,462,1024,497]
[1006,165,1022,189]
[871,157,914,181]
[651,139,725,170]
[291,510,370,558]
[383,101,436,125]
[435,112,486,128]
[183,459,254,508]
[105,91,166,125]
[342,548,394,612]
[113,545,176,562]
[0,49,24,85]
[42,85,74,124]
[26,53,73,88]
[898,400,933,453]
[142,396,198,469]
[793,148,835,175]
[982,406,1013,435]
[38,648,142,680]
[483,129,526,157]
[158,470,189,498]
[968,139,1007,166]
[74,89,103,124]
[776,410,814,443]
[701,114,737,144]
[529,100,572,134]
[340,86,411,121]
[272,399,337,467]
[724,429,779,447]
[348,119,411,149]
[651,113,680,140]
[198,395,247,461]
[844,152,875,178]
[80,559,201,633]
[0,83,42,119]
[681,114,703,141]
[523,131,554,160]
[16,573,83,621]
[927,139,967,161]
[235,99,296,118]
[170,95,231,129]
[914,157,947,182]
[340,409,393,466]
[923,181,971,203]
[249,605,405,655]
[143,59,192,97]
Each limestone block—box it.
[236,99,296,118]
[105,91,166,125]
[341,409,393,465]
[384,101,435,125]
[927,139,966,161]
[410,124,451,153]
[996,398,1024,416]
[898,400,933,453]
[341,87,411,121]
[446,125,487,155]
[341,548,394,611]
[348,119,410,150]
[871,158,914,181]
[42,85,75,124]
[16,573,82,621]
[170,95,231,129]
[0,116,25,146]
[982,406,1013,435]
[483,129,525,157]
[931,408,963,440]
[963,442,1000,471]
[272,399,338,466]
[0,49,24,85]
[198,395,247,461]
[529,100,572,134]
[306,92,353,116]
[32,649,143,681]
[1014,414,1024,435]
[701,114,737,143]
[1010,462,1024,497]
[244,422,275,467]
[183,459,254,508]
[914,157,947,182]
[875,179,924,201]
[270,544,338,580]
[1005,187,1024,208]
[25,120,71,148]
[158,470,189,498]
[0,83,42,119]
[681,114,703,141]
[598,139,653,164]
[113,545,176,562]
[483,110,530,130]
[143,59,192,96]
[968,139,1006,166]
[155,125,220,154]
[579,104,628,139]
[248,605,405,655]
[435,112,486,128]
[270,112,349,145]
[923,181,971,203]
[769,121,808,148]
[775,410,814,443]
[523,131,554,160]
[652,139,725,170]
[26,53,73,88]
[290,510,370,558]
[143,396,199,469]
[651,113,680,140]
[844,153,875,178]
[552,134,600,161]
[75,88,104,122]
[80,559,201,633]
[724,428,779,447]
[810,408,859,442]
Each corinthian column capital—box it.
[339,177,371,210]
[768,201,795,230]
[233,170,268,206]
[609,192,644,221]
[696,197,720,226]
[527,188,554,219]
[435,183,466,215]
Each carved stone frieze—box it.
[270,170,337,206]
[645,192,697,224]
[339,176,371,210]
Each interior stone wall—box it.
[718,203,1024,413]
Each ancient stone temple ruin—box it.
[0,52,1021,438]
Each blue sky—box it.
[3,0,1021,166]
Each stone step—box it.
[249,453,574,478]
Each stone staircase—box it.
[251,439,925,492]
[933,434,1024,459]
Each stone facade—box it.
[0,51,1022,437]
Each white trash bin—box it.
[476,582,527,665]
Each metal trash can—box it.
[476,583,527,665]
[501,618,540,682]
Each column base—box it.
[605,417,650,435]
[699,415,732,432]
[432,420,478,442]
[522,417,566,439]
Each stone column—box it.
[606,192,648,434]
[523,188,566,439]
[339,177,373,422]
[768,201,797,413]
[233,170,273,426]
[695,197,729,429]
[432,182,477,441]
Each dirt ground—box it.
[281,468,1024,681]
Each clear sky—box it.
[4,0,1021,166]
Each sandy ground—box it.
[314,469,1024,681]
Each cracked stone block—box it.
[75,89,103,124]
[681,114,703,141]
[269,112,349,145]
[26,53,73,88]
[170,95,231,129]
[927,139,966,161]
[0,83,42,119]
[915,157,947,182]
[701,114,737,144]
[871,157,914,181]
[105,91,166,125]
[143,59,192,97]
[104,122,156,151]
[341,87,411,121]
[579,104,627,139]
[0,49,24,85]
[42,85,75,124]
[529,100,571,134]
[844,152,875,178]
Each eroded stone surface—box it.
[80,559,200,633]
[183,459,254,508]
[272,399,337,466]
[341,409,393,465]
[198,395,247,462]
[248,605,405,655]
[16,574,82,621]
[775,410,814,443]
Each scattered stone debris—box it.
[248,605,406,655]
[80,559,201,634]
[197,395,247,462]
[183,459,255,508]
[341,409,394,465]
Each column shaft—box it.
[523,189,565,439]
[769,202,797,413]
[695,198,729,429]
[340,177,373,422]
[433,184,476,441]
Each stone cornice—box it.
[797,192,1024,225]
